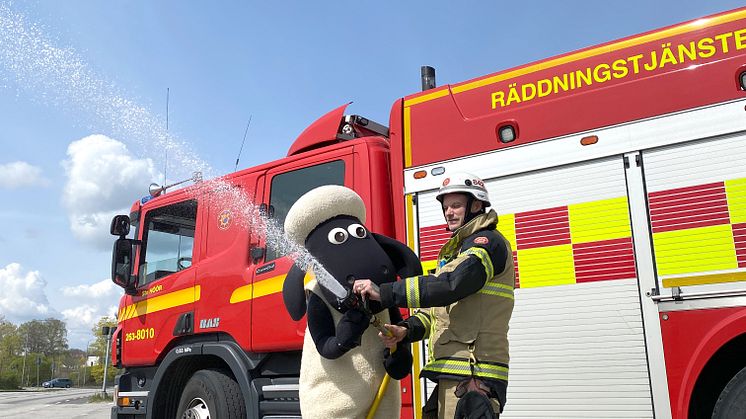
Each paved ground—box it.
[0,387,113,418]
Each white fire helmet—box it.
[436,172,491,208]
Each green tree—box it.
[0,316,21,389]
[17,318,68,356]
[88,316,118,385]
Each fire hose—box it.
[366,312,395,419]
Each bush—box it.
[0,373,20,390]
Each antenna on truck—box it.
[421,66,436,91]
[164,87,169,186]
[234,115,252,172]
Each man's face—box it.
[442,193,484,231]
[442,194,469,231]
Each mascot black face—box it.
[305,215,394,314]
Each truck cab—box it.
[109,105,403,418]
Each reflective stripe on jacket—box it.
[382,210,515,383]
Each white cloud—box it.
[0,264,121,349]
[61,279,121,349]
[62,134,160,248]
[0,263,53,321]
[0,161,49,189]
[62,278,118,299]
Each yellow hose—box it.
[366,317,395,419]
[366,373,391,419]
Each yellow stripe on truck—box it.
[496,213,517,251]
[229,271,315,304]
[118,286,201,322]
[517,244,575,288]
[569,197,631,243]
[726,177,746,223]
[403,107,413,168]
[662,271,746,288]
[653,224,737,277]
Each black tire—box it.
[177,369,246,419]
[712,366,746,419]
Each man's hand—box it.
[353,279,381,302]
[379,324,407,350]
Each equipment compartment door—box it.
[415,156,656,418]
[642,133,746,299]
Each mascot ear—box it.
[372,233,423,278]
[283,264,308,321]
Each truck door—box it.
[119,197,202,365]
[192,172,264,350]
[250,151,352,351]
[641,133,746,299]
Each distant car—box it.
[42,378,72,388]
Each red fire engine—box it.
[110,7,746,418]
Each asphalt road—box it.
[0,387,113,418]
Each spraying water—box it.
[0,2,339,289]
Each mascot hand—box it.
[335,308,371,350]
[383,343,413,380]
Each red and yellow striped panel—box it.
[727,178,746,269]
[419,225,451,261]
[649,181,730,233]
[515,206,570,249]
[569,197,636,284]
[734,223,746,269]
[573,238,636,283]
[416,196,636,289]
[514,206,574,287]
[650,177,746,283]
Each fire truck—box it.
[110,7,746,419]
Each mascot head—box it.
[283,185,421,320]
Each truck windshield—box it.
[139,200,197,285]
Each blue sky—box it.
[0,1,743,349]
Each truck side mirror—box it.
[110,215,131,236]
[112,238,138,296]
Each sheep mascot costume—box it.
[283,185,422,419]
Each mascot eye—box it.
[347,223,367,239]
[327,228,348,244]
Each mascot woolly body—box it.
[283,185,421,419]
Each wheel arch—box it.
[677,310,746,418]
[146,337,265,419]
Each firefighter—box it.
[354,172,515,419]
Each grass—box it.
[89,391,114,403]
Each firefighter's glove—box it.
[383,343,412,380]
[335,308,371,350]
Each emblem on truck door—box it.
[218,210,231,230]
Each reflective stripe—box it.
[462,247,494,279]
[406,276,421,307]
[478,282,515,300]
[413,310,431,331]
[422,358,509,381]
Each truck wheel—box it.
[712,366,746,419]
[177,369,246,419]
